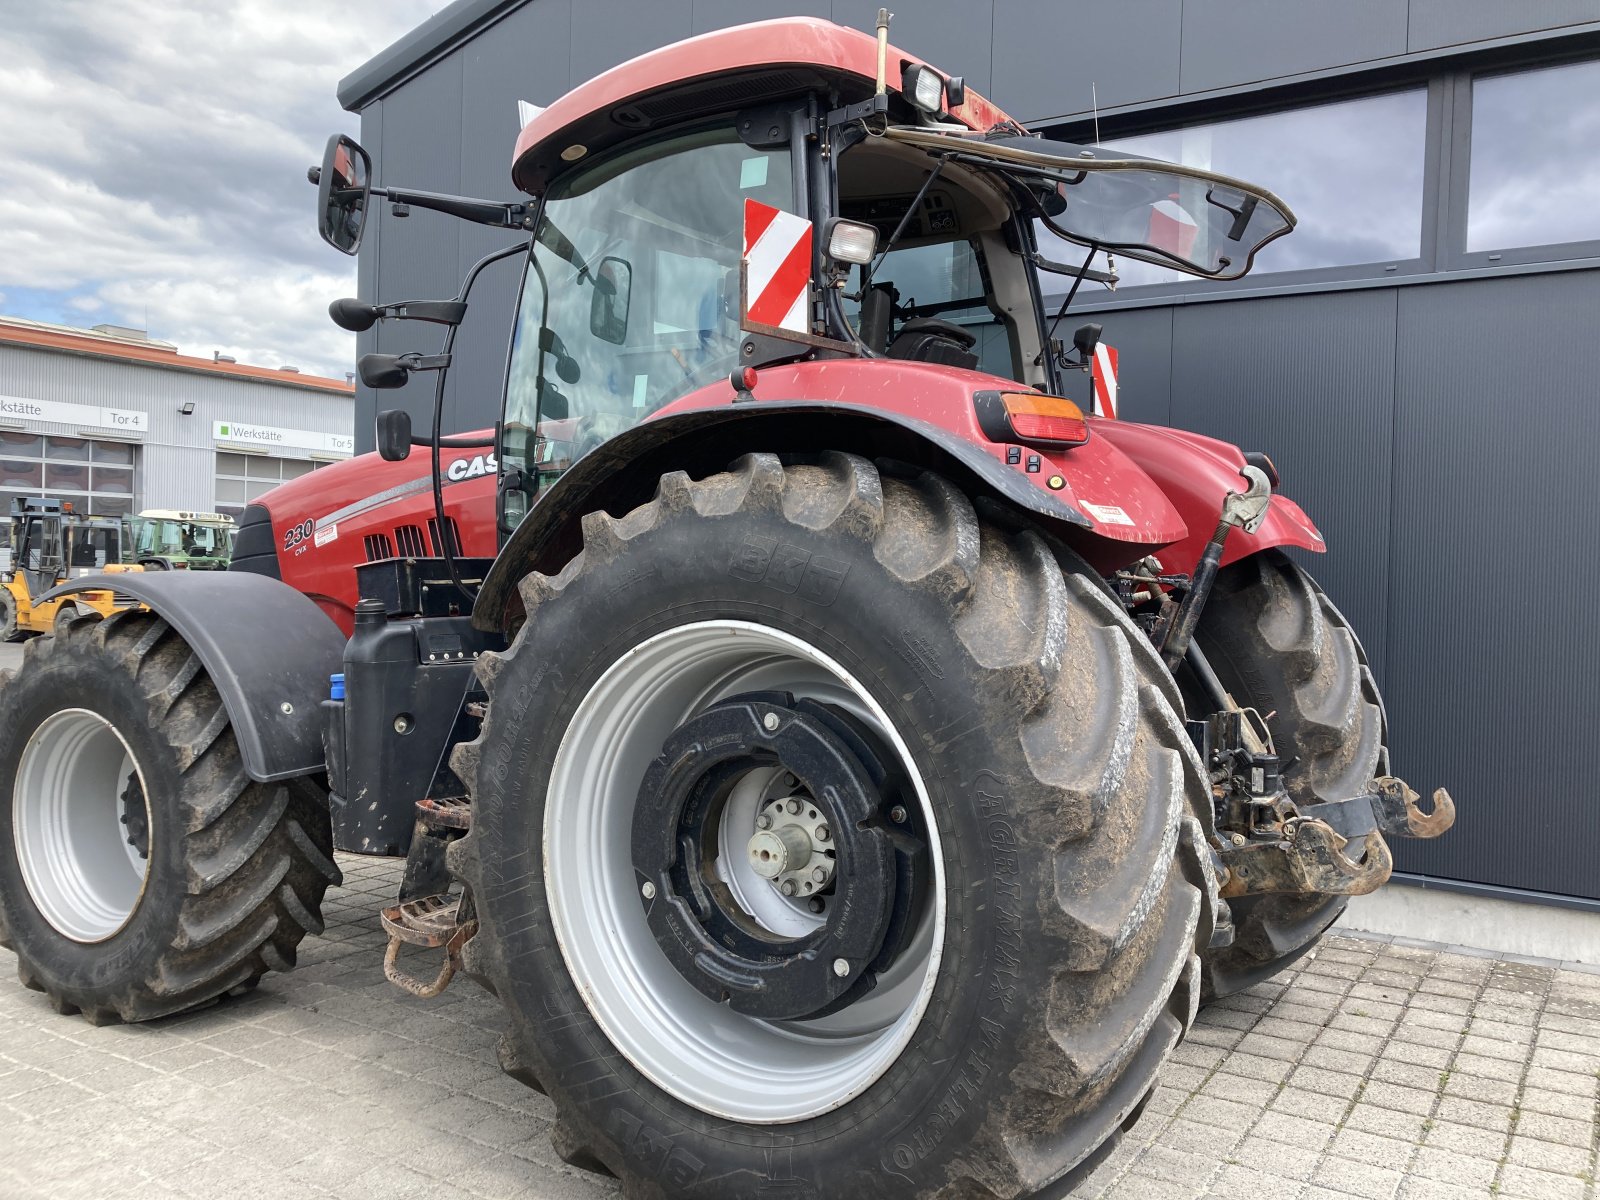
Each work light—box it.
[826,219,879,265]
[901,63,944,113]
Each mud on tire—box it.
[1192,549,1388,1000]
[0,610,340,1024]
[452,453,1220,1199]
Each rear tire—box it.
[0,610,340,1023]
[453,453,1218,1199]
[1191,550,1387,1000]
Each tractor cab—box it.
[312,16,1293,542]
[130,509,236,571]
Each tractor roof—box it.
[512,17,1012,194]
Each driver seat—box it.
[885,317,980,369]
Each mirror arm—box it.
[373,187,533,230]
[417,434,496,448]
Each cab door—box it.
[20,516,64,599]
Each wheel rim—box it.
[545,620,945,1123]
[13,709,152,942]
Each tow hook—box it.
[1369,777,1457,839]
[1219,818,1393,898]
[1218,775,1455,898]
[1299,776,1457,842]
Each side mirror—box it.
[589,256,632,345]
[316,134,372,255]
[376,410,413,462]
[329,297,380,331]
[1072,322,1103,361]
[359,353,410,389]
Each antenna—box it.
[1091,82,1101,144]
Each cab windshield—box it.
[501,128,792,525]
[136,519,226,558]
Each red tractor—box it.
[0,16,1453,1199]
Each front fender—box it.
[1092,421,1325,575]
[37,572,345,783]
[474,401,1128,632]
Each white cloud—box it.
[0,0,443,378]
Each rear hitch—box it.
[1218,818,1393,898]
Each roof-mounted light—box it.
[901,63,944,114]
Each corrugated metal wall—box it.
[0,344,354,512]
[344,0,1600,902]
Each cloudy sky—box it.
[0,1,443,380]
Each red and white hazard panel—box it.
[1147,195,1198,260]
[1092,343,1119,419]
[742,198,813,335]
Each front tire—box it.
[453,453,1218,1198]
[1,588,23,642]
[0,611,341,1023]
[1192,550,1388,999]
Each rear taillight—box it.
[974,390,1091,449]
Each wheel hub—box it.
[632,692,914,1021]
[747,797,834,895]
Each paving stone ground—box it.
[3,853,1598,1200]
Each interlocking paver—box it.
[5,857,1600,1199]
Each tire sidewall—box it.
[0,637,187,994]
[473,506,1062,1194]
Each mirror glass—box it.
[319,134,372,255]
[589,257,632,345]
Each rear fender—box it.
[473,401,1183,632]
[37,572,345,783]
[1092,420,1325,575]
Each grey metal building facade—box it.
[339,2,1600,906]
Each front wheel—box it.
[1190,550,1388,999]
[453,453,1218,1198]
[0,611,341,1023]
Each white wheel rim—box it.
[544,620,946,1123]
[13,709,152,942]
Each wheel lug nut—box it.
[762,712,780,731]
[811,867,827,883]
[786,799,801,815]
[641,881,656,900]
[816,825,830,842]
[780,880,798,896]
[833,958,850,977]
[756,814,772,830]
[889,805,908,823]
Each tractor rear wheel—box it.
[1190,550,1388,1000]
[452,453,1218,1199]
[0,610,340,1023]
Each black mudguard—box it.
[36,572,345,784]
[473,401,1091,632]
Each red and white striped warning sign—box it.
[1092,343,1119,419]
[742,198,812,335]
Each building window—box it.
[1466,58,1600,254]
[0,432,139,520]
[214,452,322,518]
[1069,88,1429,289]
